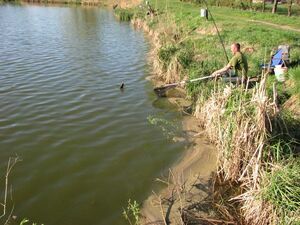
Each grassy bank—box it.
[115,1,300,224]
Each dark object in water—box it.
[120,83,125,89]
[113,4,118,10]
[153,85,174,97]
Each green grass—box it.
[265,66,300,108]
[146,0,300,82]
[114,8,135,21]
[266,138,296,162]
[158,44,180,68]
[211,6,300,29]
[288,67,300,95]
[266,75,291,104]
[134,0,300,106]
[263,159,300,224]
[148,0,300,28]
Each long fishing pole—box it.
[202,0,229,63]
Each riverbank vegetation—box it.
[116,0,300,224]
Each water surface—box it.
[0,5,184,225]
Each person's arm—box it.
[212,64,232,77]
[212,55,237,77]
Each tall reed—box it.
[194,76,299,224]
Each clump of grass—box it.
[177,46,194,69]
[262,159,300,224]
[158,43,190,82]
[266,139,295,162]
[115,8,134,21]
[275,110,300,140]
[266,75,291,105]
[288,66,300,96]
[186,79,216,101]
[195,76,273,181]
[193,75,299,224]
[265,66,300,106]
[158,44,179,68]
[193,76,295,224]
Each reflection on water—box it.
[0,4,185,225]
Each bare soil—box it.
[140,116,218,225]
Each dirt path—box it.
[248,19,300,33]
[214,12,300,33]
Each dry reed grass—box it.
[194,76,283,224]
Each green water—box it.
[0,4,185,225]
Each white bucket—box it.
[274,66,287,82]
[200,9,208,18]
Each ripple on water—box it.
[0,5,184,225]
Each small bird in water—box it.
[120,83,125,89]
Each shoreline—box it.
[127,3,300,224]
[140,116,218,224]
[1,2,298,224]
[131,17,220,224]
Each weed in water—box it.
[122,199,140,225]
[20,218,44,225]
[147,115,180,139]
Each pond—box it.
[0,4,185,225]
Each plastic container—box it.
[200,8,208,19]
[274,65,287,82]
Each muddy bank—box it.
[131,15,219,225]
[140,115,218,224]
